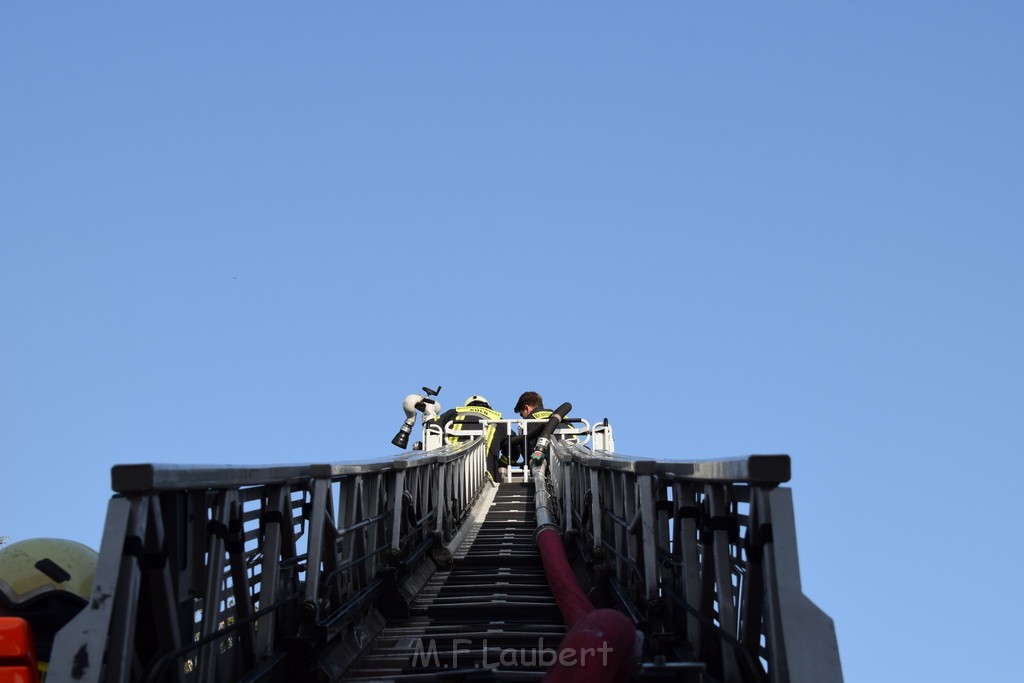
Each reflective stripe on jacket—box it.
[448,405,503,455]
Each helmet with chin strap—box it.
[464,395,489,407]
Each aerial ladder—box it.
[38,397,842,683]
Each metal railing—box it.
[47,440,490,683]
[545,440,844,683]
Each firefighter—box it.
[0,538,99,678]
[513,391,575,460]
[429,395,510,480]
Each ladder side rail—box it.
[549,442,593,554]
[551,442,657,623]
[393,439,487,552]
[549,445,840,683]
[48,448,491,683]
[305,440,489,677]
[649,463,773,681]
[314,450,446,636]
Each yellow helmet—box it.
[0,538,98,661]
[0,538,97,607]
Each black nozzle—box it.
[391,423,413,449]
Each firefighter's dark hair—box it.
[514,391,543,413]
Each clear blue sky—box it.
[1,3,1021,681]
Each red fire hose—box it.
[530,403,637,682]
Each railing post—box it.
[256,486,289,659]
[589,468,603,555]
[739,486,767,673]
[320,483,343,619]
[559,452,573,535]
[611,471,626,582]
[390,469,406,554]
[708,484,740,682]
[303,479,329,615]
[638,474,659,609]
[760,487,844,683]
[674,482,702,656]
[141,495,183,663]
[363,474,382,582]
[198,490,234,682]
[48,498,134,683]
[435,458,447,540]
